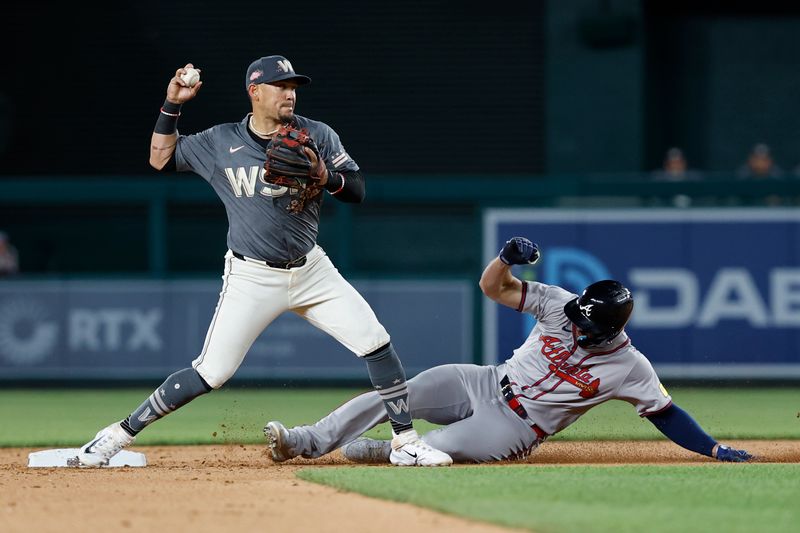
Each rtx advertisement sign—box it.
[0,280,472,380]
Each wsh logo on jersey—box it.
[224,166,289,198]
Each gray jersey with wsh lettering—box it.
[504,281,672,436]
[175,114,358,262]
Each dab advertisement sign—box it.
[484,209,800,378]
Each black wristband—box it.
[324,171,346,194]
[154,100,182,135]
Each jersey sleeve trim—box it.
[516,281,528,312]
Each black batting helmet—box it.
[564,280,633,348]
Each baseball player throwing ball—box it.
[265,237,753,464]
[75,55,451,467]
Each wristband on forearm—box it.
[154,100,182,134]
[324,172,346,194]
[324,169,365,202]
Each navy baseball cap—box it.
[245,55,311,89]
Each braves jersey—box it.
[503,281,672,436]
[174,114,359,263]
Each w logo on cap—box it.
[277,59,294,73]
[246,56,311,89]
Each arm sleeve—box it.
[646,403,717,457]
[174,127,218,181]
[324,169,365,203]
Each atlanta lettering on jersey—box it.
[540,335,574,365]
[539,335,600,398]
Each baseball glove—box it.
[264,124,326,213]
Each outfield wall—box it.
[4,208,799,382]
[0,280,472,381]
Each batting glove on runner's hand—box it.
[499,237,540,266]
[713,444,753,462]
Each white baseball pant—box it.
[192,246,390,388]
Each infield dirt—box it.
[2,440,797,533]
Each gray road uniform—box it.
[174,114,391,389]
[287,281,672,462]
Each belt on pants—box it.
[232,251,307,269]
[500,375,548,440]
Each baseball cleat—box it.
[264,421,294,462]
[341,438,392,464]
[389,429,453,467]
[76,422,135,467]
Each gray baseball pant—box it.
[288,363,542,462]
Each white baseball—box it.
[180,68,200,87]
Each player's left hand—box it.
[303,147,328,185]
[499,237,540,266]
[713,444,753,462]
[263,125,327,213]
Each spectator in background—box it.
[737,143,784,180]
[0,232,19,276]
[651,147,703,182]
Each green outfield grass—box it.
[299,464,800,533]
[1,386,798,447]
[4,386,798,533]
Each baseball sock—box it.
[120,367,213,436]
[363,343,413,434]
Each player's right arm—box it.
[479,237,541,309]
[149,64,203,170]
[479,257,525,309]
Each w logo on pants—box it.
[388,399,409,415]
